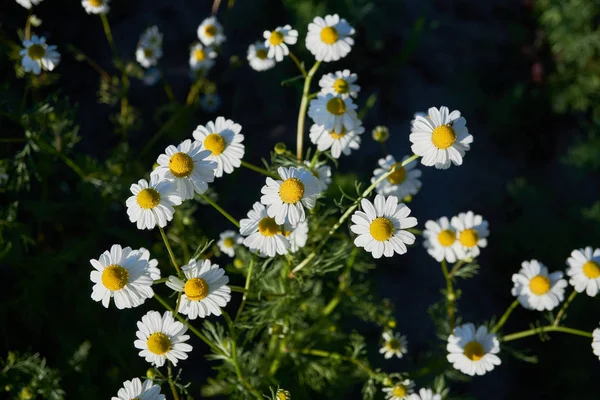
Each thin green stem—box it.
[322,248,357,316]
[296,61,321,161]
[200,194,240,228]
[153,278,168,284]
[167,363,181,400]
[288,51,307,77]
[501,325,593,342]
[25,9,32,40]
[67,45,111,81]
[553,289,578,326]
[491,299,520,333]
[100,14,120,65]
[289,348,377,378]
[158,225,181,274]
[240,160,278,178]
[164,82,176,103]
[440,259,456,329]
[448,260,466,278]
[309,149,320,169]
[235,256,254,322]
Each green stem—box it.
[100,14,120,65]
[25,9,32,40]
[240,160,278,178]
[235,256,254,322]
[309,149,320,169]
[288,51,307,77]
[501,325,593,342]
[164,82,176,103]
[167,363,181,400]
[158,225,181,274]
[491,299,520,333]
[440,259,456,330]
[448,260,466,278]
[153,278,168,284]
[322,248,357,316]
[553,290,578,326]
[296,61,321,161]
[200,194,240,228]
[290,348,377,378]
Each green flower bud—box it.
[146,368,157,379]
[233,258,244,269]
[372,125,390,143]
[274,142,287,155]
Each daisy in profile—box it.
[260,167,321,226]
[134,311,192,367]
[382,380,415,400]
[166,259,231,319]
[200,93,221,113]
[566,247,600,297]
[409,106,473,169]
[90,244,157,309]
[350,194,417,259]
[197,17,226,47]
[371,155,422,200]
[263,25,298,61]
[282,220,308,253]
[247,42,276,71]
[16,0,43,9]
[20,35,60,75]
[306,14,355,62]
[447,323,500,376]
[189,43,217,72]
[112,378,164,400]
[309,122,363,158]
[379,331,407,359]
[512,260,567,311]
[136,46,162,69]
[217,230,242,257]
[319,70,359,99]
[239,202,290,257]
[422,217,459,263]
[451,211,489,260]
[407,389,441,400]
[308,93,358,133]
[193,117,244,178]
[304,161,331,191]
[82,0,109,14]
[136,247,161,280]
[125,174,182,230]
[593,324,600,359]
[151,139,216,200]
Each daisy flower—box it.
[200,93,221,113]
[593,324,600,359]
[90,244,157,309]
[308,93,358,134]
[217,230,242,257]
[566,247,600,297]
[166,259,231,319]
[111,378,165,400]
[451,211,489,260]
[318,69,359,99]
[379,331,407,359]
[260,166,321,226]
[309,122,363,158]
[305,14,355,62]
[125,174,182,230]
[263,25,298,61]
[139,25,163,49]
[304,161,332,191]
[247,42,276,71]
[511,260,567,311]
[239,202,290,257]
[197,17,226,47]
[371,155,422,200]
[20,35,60,75]
[82,0,109,14]
[151,139,216,200]
[276,389,291,400]
[409,106,473,169]
[422,217,460,263]
[192,117,244,178]
[407,389,441,400]
[350,194,417,259]
[282,220,308,253]
[189,43,217,72]
[447,323,501,376]
[382,380,415,400]
[16,0,43,9]
[136,46,162,68]
[134,311,192,367]
[268,322,289,338]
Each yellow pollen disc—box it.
[184,277,209,301]
[326,97,347,116]
[431,125,457,149]
[27,44,46,60]
[320,26,339,44]
[147,332,171,355]
[583,261,600,279]
[279,178,305,204]
[204,133,226,155]
[204,24,217,37]
[143,48,153,58]
[387,163,406,185]
[463,340,484,361]
[276,392,287,400]
[256,48,268,60]
[370,217,395,241]
[269,31,285,46]
[194,49,206,61]
[333,78,349,94]
[386,338,400,350]
[458,229,478,247]
[329,127,347,140]
[101,264,129,291]
[223,237,235,248]
[529,275,551,295]
[89,0,103,6]
[169,152,194,178]
[393,385,407,398]
[437,230,456,247]
[137,188,161,209]
[258,217,280,237]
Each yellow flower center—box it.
[326,97,346,116]
[89,0,103,6]
[431,125,457,149]
[27,44,45,60]
[184,277,209,301]
[233,258,244,269]
[529,275,551,295]
[463,340,484,361]
[269,31,285,46]
[333,78,349,94]
[258,217,280,237]
[370,217,395,241]
[101,264,129,291]
[143,48,153,58]
[204,133,226,155]
[582,260,600,279]
[169,152,194,178]
[392,385,407,398]
[137,188,161,209]
[194,49,206,61]
[387,164,406,185]
[437,230,456,247]
[256,48,268,60]
[204,24,217,37]
[386,338,401,350]
[279,178,305,204]
[147,332,171,355]
[329,127,347,140]
[320,26,339,44]
[276,392,288,400]
[458,229,478,247]
[223,237,235,248]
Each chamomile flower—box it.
[422,217,460,263]
[134,311,192,367]
[282,220,308,253]
[350,195,417,259]
[197,17,226,47]
[125,174,182,230]
[193,117,244,178]
[20,35,60,75]
[276,389,291,400]
[512,260,567,311]
[304,161,332,191]
[166,259,231,319]
[263,25,298,61]
[593,324,600,359]
[382,380,415,400]
[269,322,289,338]
[379,331,408,359]
[309,122,363,158]
[82,0,109,14]
[112,378,165,400]
[260,167,321,226]
[308,93,358,133]
[189,43,217,72]
[240,202,290,257]
[447,323,501,376]
[90,245,157,309]
[306,14,355,62]
[16,0,43,9]
[566,247,600,297]
[372,155,422,200]
[217,230,242,257]
[136,46,162,68]
[139,25,163,49]
[318,70,359,99]
[407,389,442,400]
[247,42,276,71]
[409,106,473,169]
[200,93,221,113]
[451,211,489,260]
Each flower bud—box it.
[233,258,244,269]
[146,368,157,379]
[372,125,389,143]
[274,142,287,155]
